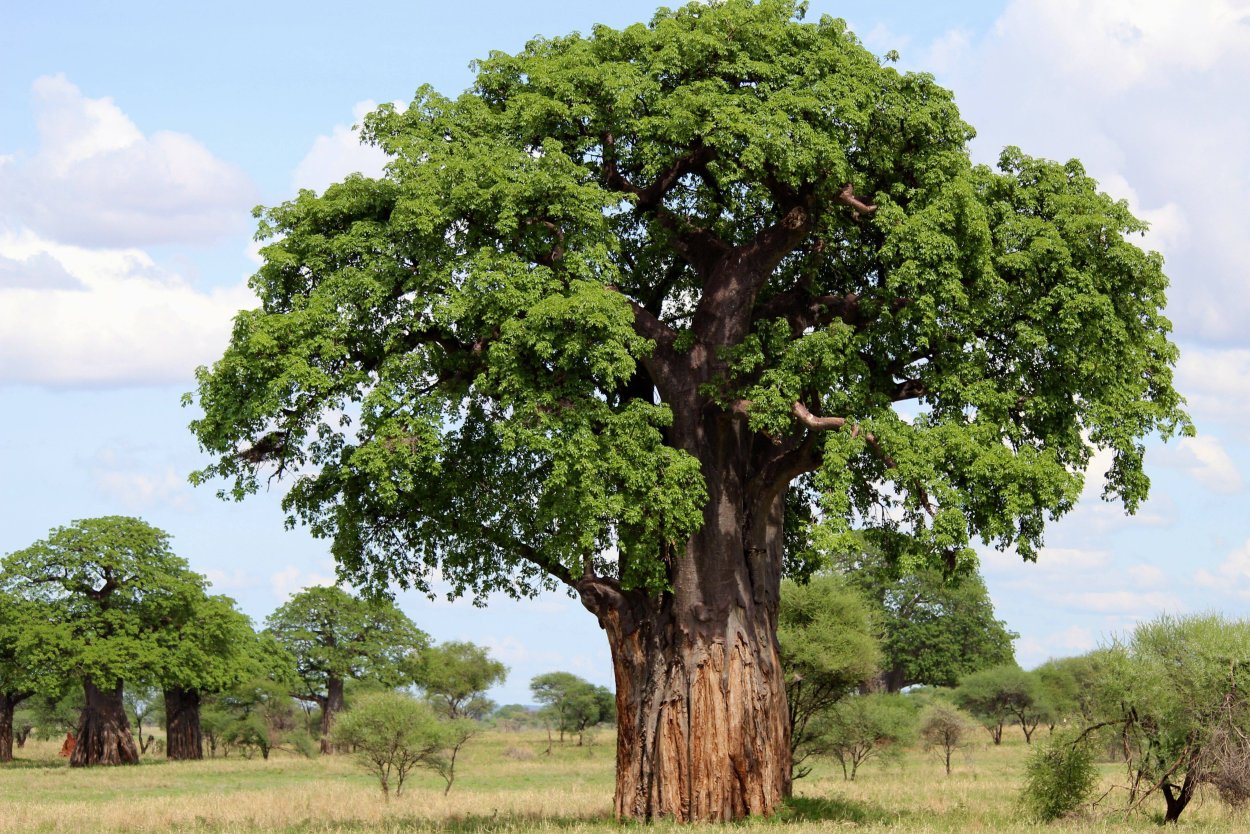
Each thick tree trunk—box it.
[71,680,139,766]
[1162,770,1198,824]
[0,693,22,763]
[319,677,345,754]
[164,688,203,760]
[580,417,790,822]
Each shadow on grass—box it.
[776,795,899,826]
[278,811,617,834]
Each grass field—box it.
[2,728,1247,833]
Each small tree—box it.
[778,574,880,783]
[530,672,610,745]
[814,693,915,780]
[919,703,976,775]
[955,664,1043,745]
[417,641,507,720]
[332,691,472,797]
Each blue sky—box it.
[2,0,1248,705]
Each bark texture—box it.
[164,688,203,760]
[0,693,22,763]
[579,414,791,821]
[319,677,345,754]
[70,680,140,766]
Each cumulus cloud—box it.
[1155,434,1244,494]
[290,100,390,194]
[936,0,1250,341]
[0,75,256,248]
[1175,346,1250,428]
[84,443,193,511]
[270,563,338,603]
[0,228,255,386]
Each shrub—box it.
[1021,729,1098,821]
[814,693,916,780]
[918,704,977,775]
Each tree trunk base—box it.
[165,688,204,761]
[71,681,139,767]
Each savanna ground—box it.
[1,728,1246,833]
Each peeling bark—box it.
[164,688,203,761]
[71,680,139,766]
[582,415,790,822]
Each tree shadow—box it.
[777,796,899,826]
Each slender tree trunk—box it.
[579,417,789,822]
[71,680,139,766]
[319,677,345,754]
[164,688,203,760]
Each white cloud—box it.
[1127,564,1167,588]
[84,443,192,511]
[1053,589,1182,616]
[1176,346,1250,427]
[270,563,338,602]
[0,228,255,386]
[290,100,390,194]
[935,0,1250,340]
[0,75,256,248]
[1156,435,1244,494]
[1194,540,1250,599]
[1016,625,1097,667]
[0,251,84,290]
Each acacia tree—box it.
[265,586,428,753]
[0,591,65,762]
[777,574,879,783]
[189,0,1186,820]
[418,641,508,720]
[1,517,204,766]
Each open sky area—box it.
[2,0,1248,706]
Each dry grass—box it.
[4,728,1250,832]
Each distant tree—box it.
[778,574,879,783]
[955,664,1044,745]
[417,641,507,720]
[1,517,204,766]
[493,703,541,731]
[333,691,477,797]
[814,693,916,780]
[123,686,163,755]
[266,586,429,753]
[918,703,977,775]
[0,590,64,762]
[1034,652,1109,727]
[835,537,1016,691]
[158,594,258,760]
[203,676,312,760]
[530,672,611,745]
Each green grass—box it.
[3,728,1248,832]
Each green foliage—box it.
[813,693,917,780]
[1021,729,1097,822]
[266,586,429,703]
[202,677,312,760]
[955,664,1045,744]
[834,538,1015,690]
[157,594,258,696]
[188,0,1187,609]
[416,641,507,720]
[1033,652,1109,724]
[0,517,205,693]
[529,672,612,744]
[918,703,977,775]
[778,574,879,779]
[332,691,476,797]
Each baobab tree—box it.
[190,0,1187,819]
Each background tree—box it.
[813,693,916,780]
[918,703,977,776]
[158,594,258,760]
[1034,652,1108,727]
[0,590,65,762]
[1,517,204,766]
[955,664,1043,745]
[189,0,1187,819]
[778,574,879,783]
[123,686,163,755]
[417,641,507,720]
[266,586,429,753]
[530,672,612,745]
[834,538,1016,691]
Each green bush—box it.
[1021,729,1097,821]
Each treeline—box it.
[0,516,537,766]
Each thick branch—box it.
[837,183,877,219]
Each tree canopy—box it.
[417,641,508,720]
[186,0,1188,819]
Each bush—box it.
[1021,729,1098,821]
[918,704,977,775]
[814,693,916,780]
[332,691,476,797]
